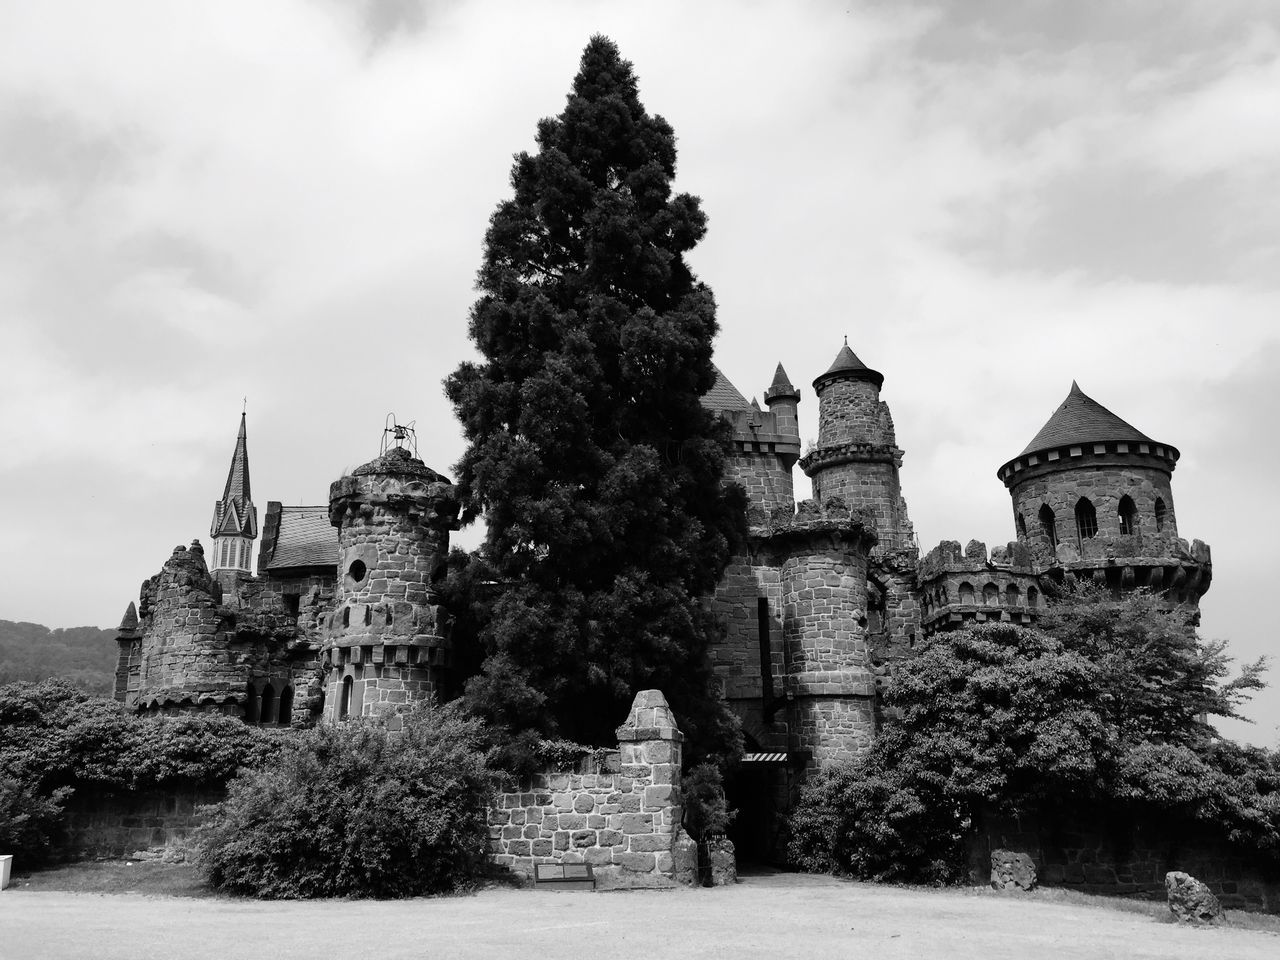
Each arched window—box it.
[1118,495,1137,536]
[243,682,260,724]
[1017,514,1028,540]
[1075,498,1098,545]
[259,684,275,727]
[958,582,975,605]
[1154,497,1167,532]
[1006,583,1021,606]
[1027,586,1039,608]
[339,676,353,719]
[278,686,293,725]
[983,583,1000,606]
[1038,504,1058,550]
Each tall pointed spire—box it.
[222,412,252,504]
[210,413,258,572]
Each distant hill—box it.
[0,620,117,693]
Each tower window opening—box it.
[342,607,350,628]
[1005,583,1021,606]
[959,582,975,605]
[259,683,275,727]
[1154,497,1167,532]
[283,594,300,619]
[243,682,260,724]
[339,676,353,719]
[1017,514,1028,540]
[1075,497,1098,545]
[278,686,293,725]
[348,559,367,583]
[1118,495,1138,536]
[1027,586,1039,607]
[1038,505,1058,551]
[983,583,1000,606]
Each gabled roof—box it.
[813,341,884,390]
[264,506,338,570]
[702,364,752,411]
[1018,382,1155,457]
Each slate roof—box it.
[702,364,752,411]
[1018,382,1155,457]
[265,506,338,570]
[813,342,884,389]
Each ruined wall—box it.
[488,691,688,889]
[971,808,1280,914]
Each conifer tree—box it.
[444,36,745,757]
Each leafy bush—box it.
[682,763,735,840]
[0,679,282,865]
[196,703,500,899]
[789,591,1278,882]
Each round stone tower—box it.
[768,503,879,768]
[322,446,459,722]
[799,342,914,552]
[998,382,1211,607]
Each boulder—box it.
[990,849,1037,891]
[672,829,699,887]
[1165,871,1223,925]
[707,836,737,886]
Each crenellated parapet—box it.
[918,539,1043,636]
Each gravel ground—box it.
[2,871,1276,960]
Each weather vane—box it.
[380,413,418,458]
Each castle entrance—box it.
[726,753,792,866]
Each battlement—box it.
[918,539,1043,636]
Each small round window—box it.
[348,559,367,583]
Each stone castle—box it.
[109,342,1213,857]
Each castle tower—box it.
[209,413,257,582]
[775,504,880,768]
[321,445,459,723]
[705,364,802,516]
[998,382,1211,608]
[799,342,914,551]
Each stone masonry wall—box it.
[815,378,893,449]
[726,449,795,516]
[60,787,224,862]
[971,808,1280,914]
[488,690,686,889]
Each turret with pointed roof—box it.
[998,382,1209,608]
[800,340,913,551]
[209,412,258,576]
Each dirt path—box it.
[1,873,1274,959]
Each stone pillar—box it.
[322,447,458,723]
[611,689,685,888]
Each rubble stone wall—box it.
[488,691,687,889]
[971,809,1280,914]
[60,787,224,862]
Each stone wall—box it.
[60,788,224,861]
[918,539,1042,636]
[971,808,1280,914]
[488,690,689,889]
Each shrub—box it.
[0,679,283,866]
[196,703,500,899]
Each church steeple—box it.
[209,412,257,575]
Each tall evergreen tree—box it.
[444,36,745,757]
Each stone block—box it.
[615,851,656,872]
[573,794,595,814]
[571,830,598,848]
[615,813,654,834]
[1166,872,1223,925]
[628,833,672,853]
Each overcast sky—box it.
[1,1,1276,745]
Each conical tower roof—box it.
[764,362,800,403]
[1018,382,1155,457]
[813,341,884,390]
